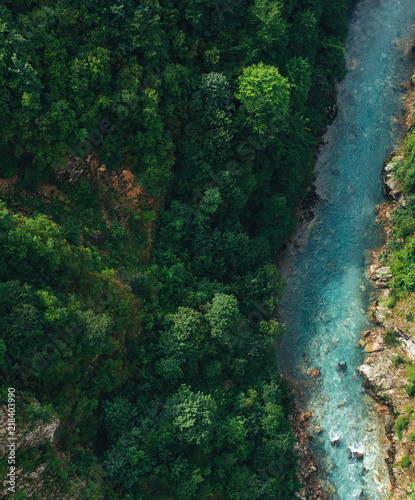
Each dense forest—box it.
[0,0,353,498]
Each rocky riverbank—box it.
[290,400,327,500]
[358,76,415,498]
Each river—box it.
[279,0,415,498]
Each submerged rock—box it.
[348,448,364,461]
[310,369,320,378]
[331,438,341,448]
[337,361,347,374]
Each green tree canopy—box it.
[235,62,290,134]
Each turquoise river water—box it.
[279,1,415,498]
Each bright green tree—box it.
[171,384,217,445]
[235,62,290,134]
[206,293,239,341]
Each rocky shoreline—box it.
[290,397,327,500]
[358,77,415,498]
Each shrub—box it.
[16,449,39,474]
[49,456,69,484]
[400,456,411,468]
[396,415,410,440]
[393,354,405,367]
[407,365,415,383]
[0,458,8,479]
[384,329,398,346]
[406,384,415,397]
[10,489,27,499]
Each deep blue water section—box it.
[279,1,415,498]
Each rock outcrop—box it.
[0,399,71,498]
[0,413,59,458]
[383,156,406,206]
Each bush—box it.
[400,456,411,468]
[408,365,415,380]
[406,384,415,397]
[49,456,70,485]
[393,354,405,367]
[16,449,39,474]
[384,329,398,346]
[0,458,8,479]
[10,489,28,499]
[396,414,410,440]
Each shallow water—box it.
[279,1,415,498]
